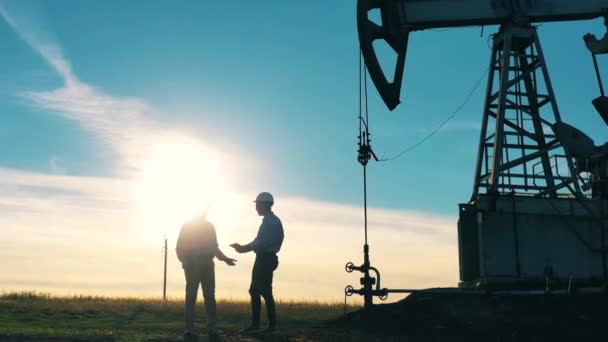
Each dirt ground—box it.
[335,289,608,342]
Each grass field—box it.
[0,292,362,341]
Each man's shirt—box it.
[250,212,284,254]
[176,218,218,263]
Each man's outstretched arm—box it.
[215,247,237,266]
[231,220,280,254]
[231,227,263,254]
[230,242,254,253]
[209,224,236,265]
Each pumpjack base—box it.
[459,195,608,288]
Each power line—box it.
[378,66,490,162]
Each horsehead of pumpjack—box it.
[553,122,608,199]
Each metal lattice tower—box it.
[472,25,582,200]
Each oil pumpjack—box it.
[346,0,608,308]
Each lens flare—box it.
[134,136,227,239]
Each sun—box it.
[134,137,228,239]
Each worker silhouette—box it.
[584,16,608,54]
[176,210,236,340]
[231,192,284,334]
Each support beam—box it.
[472,24,581,199]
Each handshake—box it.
[216,243,250,267]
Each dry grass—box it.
[0,291,360,341]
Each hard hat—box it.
[254,192,274,204]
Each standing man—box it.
[231,192,284,334]
[176,211,237,339]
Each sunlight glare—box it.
[134,137,228,239]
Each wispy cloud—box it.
[24,82,159,172]
[0,1,166,174]
[0,1,74,84]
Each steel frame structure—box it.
[472,24,582,200]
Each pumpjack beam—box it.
[357,0,608,110]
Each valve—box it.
[345,285,355,296]
[379,289,389,301]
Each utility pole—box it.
[163,237,168,300]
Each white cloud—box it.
[0,167,458,301]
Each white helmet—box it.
[254,192,274,204]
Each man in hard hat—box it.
[231,192,284,334]
[176,211,237,339]
[584,16,608,54]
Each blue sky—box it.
[2,1,606,213]
[0,1,607,299]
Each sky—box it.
[0,1,606,302]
